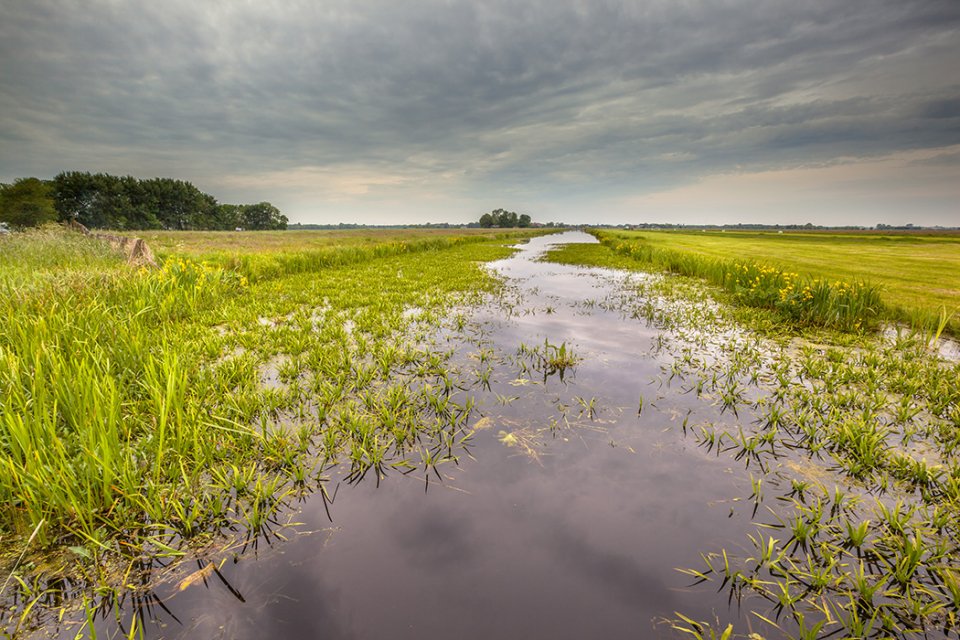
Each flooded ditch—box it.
[10,231,960,639]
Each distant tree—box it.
[0,177,57,227]
[52,172,102,225]
[51,171,285,230]
[479,208,530,228]
[91,174,135,229]
[214,203,244,229]
[241,202,287,230]
[139,177,215,230]
[52,172,138,228]
[121,176,161,228]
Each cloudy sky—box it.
[2,0,959,226]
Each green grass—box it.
[120,228,550,284]
[0,226,546,580]
[124,227,545,256]
[545,242,883,334]
[591,229,960,335]
[539,242,641,271]
[5,226,959,638]
[568,236,960,639]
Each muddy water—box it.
[83,231,770,639]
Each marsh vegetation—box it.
[591,228,960,337]
[545,239,960,639]
[2,228,958,639]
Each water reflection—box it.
[76,231,768,638]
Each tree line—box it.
[477,208,532,228]
[0,172,287,230]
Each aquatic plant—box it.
[0,227,552,622]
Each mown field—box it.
[591,229,960,336]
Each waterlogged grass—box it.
[539,242,642,271]
[5,228,958,638]
[0,227,546,631]
[593,229,960,336]
[667,329,960,639]
[558,247,960,639]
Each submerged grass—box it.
[5,227,958,638]
[545,238,960,638]
[0,226,550,631]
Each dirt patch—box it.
[69,219,158,268]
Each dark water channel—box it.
[84,231,776,638]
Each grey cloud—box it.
[920,97,960,119]
[908,149,960,166]
[1,0,959,222]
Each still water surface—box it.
[90,231,768,638]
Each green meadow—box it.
[0,227,545,611]
[3,226,960,639]
[587,229,960,336]
[544,236,960,639]
[129,227,535,257]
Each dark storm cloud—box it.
[1,0,958,222]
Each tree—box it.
[478,208,529,228]
[51,171,286,230]
[214,204,244,230]
[139,178,217,230]
[52,172,98,224]
[241,202,287,230]
[89,174,134,229]
[0,178,57,227]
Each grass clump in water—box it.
[602,254,960,639]
[0,226,549,631]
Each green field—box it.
[0,227,546,601]
[3,226,960,639]
[591,229,960,335]
[126,227,536,256]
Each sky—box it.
[1,0,959,226]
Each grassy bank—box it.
[546,240,960,638]
[127,227,544,256]
[117,228,550,282]
[582,229,958,336]
[0,227,543,604]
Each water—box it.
[57,231,776,638]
